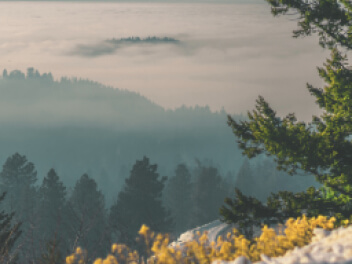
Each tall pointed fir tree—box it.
[190,162,228,227]
[0,192,21,264]
[221,0,352,230]
[35,168,67,262]
[67,174,109,262]
[164,163,193,234]
[0,153,37,223]
[109,156,173,247]
[0,153,38,262]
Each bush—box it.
[66,215,348,264]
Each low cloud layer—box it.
[0,2,331,122]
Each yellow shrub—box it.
[66,215,348,264]
[66,247,87,264]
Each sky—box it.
[0,1,331,121]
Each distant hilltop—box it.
[107,36,180,44]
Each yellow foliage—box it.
[66,247,87,264]
[67,215,348,264]
[139,224,150,237]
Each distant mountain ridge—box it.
[0,68,244,203]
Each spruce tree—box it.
[67,174,109,261]
[109,156,173,247]
[164,163,193,234]
[220,189,276,239]
[221,0,352,229]
[36,169,67,259]
[0,153,37,223]
[266,0,352,50]
[190,163,228,227]
[38,239,63,264]
[0,153,38,262]
[0,192,21,264]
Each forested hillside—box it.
[0,68,243,202]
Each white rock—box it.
[211,225,352,264]
[232,256,252,264]
[312,228,331,242]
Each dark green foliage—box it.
[223,52,352,230]
[38,237,63,264]
[228,48,352,198]
[190,163,230,227]
[0,192,21,264]
[235,158,319,202]
[0,153,37,199]
[164,164,193,234]
[109,157,173,247]
[220,189,276,238]
[67,174,109,261]
[267,0,352,49]
[266,187,352,221]
[0,153,38,262]
[36,169,67,260]
[221,186,352,238]
[222,0,352,231]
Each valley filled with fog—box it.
[0,1,335,263]
[1,1,329,119]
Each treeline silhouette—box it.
[0,152,318,263]
[106,36,180,44]
[0,153,234,263]
[0,68,244,205]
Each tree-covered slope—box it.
[0,68,243,202]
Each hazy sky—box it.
[0,1,330,121]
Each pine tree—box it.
[0,153,37,222]
[67,174,109,261]
[190,162,228,227]
[164,163,193,234]
[0,153,38,262]
[109,156,173,247]
[266,0,352,50]
[36,169,67,259]
[38,238,63,264]
[220,189,276,239]
[0,192,21,264]
[222,0,352,228]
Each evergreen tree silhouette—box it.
[110,156,173,247]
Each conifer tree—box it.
[0,153,38,262]
[266,0,352,50]
[220,188,276,238]
[227,50,352,203]
[221,0,352,229]
[38,238,63,264]
[0,192,21,264]
[164,163,193,234]
[36,169,67,259]
[190,163,228,227]
[67,174,109,261]
[109,156,173,247]
[0,153,37,223]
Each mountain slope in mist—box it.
[0,68,243,202]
